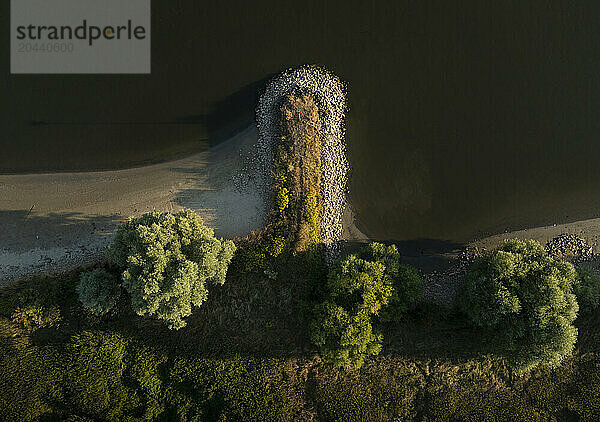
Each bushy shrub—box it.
[275,186,290,214]
[311,302,383,370]
[459,238,579,373]
[0,319,61,420]
[359,243,423,321]
[109,209,236,329]
[313,360,424,421]
[77,268,121,316]
[236,231,288,275]
[2,271,78,322]
[11,304,61,331]
[266,236,286,258]
[567,354,600,420]
[327,254,393,315]
[64,331,133,420]
[125,347,168,420]
[311,252,393,370]
[61,331,168,421]
[426,361,551,422]
[574,265,600,315]
[310,243,423,369]
[274,93,323,253]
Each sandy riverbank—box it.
[0,127,268,283]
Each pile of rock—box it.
[421,247,485,308]
[255,66,348,263]
[545,233,593,262]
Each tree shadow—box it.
[0,210,124,284]
[379,312,497,362]
[0,210,123,251]
[575,307,600,354]
[336,238,466,272]
[102,268,312,361]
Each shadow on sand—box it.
[0,210,123,252]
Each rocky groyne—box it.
[255,66,348,263]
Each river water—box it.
[3,2,600,244]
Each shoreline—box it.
[2,121,600,285]
[0,123,256,177]
[4,180,599,287]
[0,126,268,284]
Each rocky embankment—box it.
[255,66,348,262]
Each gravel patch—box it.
[421,247,483,308]
[544,233,593,262]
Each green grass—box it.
[1,253,600,421]
[312,358,425,421]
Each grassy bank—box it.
[1,259,599,421]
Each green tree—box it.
[77,268,121,316]
[311,301,383,370]
[573,265,600,315]
[109,209,236,329]
[359,243,423,321]
[459,238,579,373]
[311,252,393,369]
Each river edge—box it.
[3,193,600,288]
[0,126,268,283]
[2,123,600,284]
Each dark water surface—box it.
[3,2,600,243]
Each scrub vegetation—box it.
[278,93,323,252]
[77,267,121,316]
[239,92,325,277]
[1,254,600,421]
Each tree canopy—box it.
[459,238,579,373]
[109,209,236,329]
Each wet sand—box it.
[0,126,267,283]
